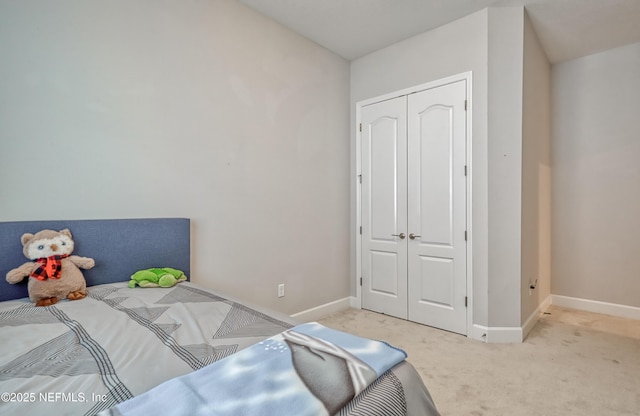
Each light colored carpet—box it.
[318,305,640,416]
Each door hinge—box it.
[465,296,468,307]
[464,165,467,176]
[358,174,362,184]
[464,100,467,111]
[360,226,362,235]
[359,123,362,132]
[360,277,363,286]
[464,230,467,241]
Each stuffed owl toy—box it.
[5,229,95,306]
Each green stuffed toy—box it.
[129,267,187,288]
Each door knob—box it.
[409,233,421,240]
[392,233,406,239]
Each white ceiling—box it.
[239,0,640,63]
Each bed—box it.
[0,218,439,416]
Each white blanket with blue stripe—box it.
[106,322,407,416]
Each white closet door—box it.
[407,80,467,334]
[361,96,408,319]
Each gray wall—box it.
[4,0,631,326]
[521,12,552,324]
[551,42,640,308]
[350,9,491,327]
[352,6,554,332]
[0,0,351,315]
[487,7,524,328]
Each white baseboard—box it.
[472,324,523,343]
[470,324,489,342]
[295,294,640,343]
[471,294,640,343]
[551,295,640,320]
[470,296,552,344]
[522,295,552,340]
[291,297,355,322]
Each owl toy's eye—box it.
[61,241,66,246]
[37,245,44,250]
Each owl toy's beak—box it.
[50,244,58,251]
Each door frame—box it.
[355,71,474,337]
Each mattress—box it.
[0,282,439,415]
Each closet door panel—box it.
[361,96,408,319]
[417,104,454,247]
[370,116,401,241]
[407,80,467,335]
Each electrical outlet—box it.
[529,277,538,295]
[277,283,285,298]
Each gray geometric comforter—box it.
[0,282,439,416]
[106,322,408,415]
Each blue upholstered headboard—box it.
[0,218,190,302]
